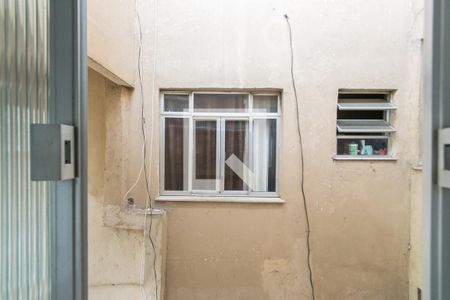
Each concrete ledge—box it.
[103,204,166,231]
[90,203,167,299]
[156,196,285,204]
[333,155,398,161]
[88,57,134,88]
[89,285,142,300]
[412,164,423,171]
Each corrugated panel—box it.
[0,0,52,299]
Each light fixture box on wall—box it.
[30,124,75,181]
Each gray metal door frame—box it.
[423,0,450,299]
[49,0,87,299]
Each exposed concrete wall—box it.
[88,69,166,300]
[88,0,424,298]
[409,168,423,300]
[87,0,136,85]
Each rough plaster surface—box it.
[89,285,142,300]
[262,239,311,299]
[87,0,424,298]
[89,196,143,286]
[88,69,167,300]
[87,0,136,84]
[409,169,423,300]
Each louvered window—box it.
[336,91,396,158]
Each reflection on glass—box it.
[253,119,277,192]
[164,118,189,190]
[194,94,249,112]
[253,95,278,113]
[193,120,217,190]
[164,94,189,112]
[224,120,249,191]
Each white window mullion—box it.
[189,90,193,193]
[159,93,164,113]
[275,117,281,194]
[218,118,225,193]
[278,95,281,114]
[160,116,165,192]
[188,117,193,193]
[248,116,254,194]
[189,92,194,113]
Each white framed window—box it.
[335,90,396,158]
[160,91,280,197]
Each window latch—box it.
[438,127,450,188]
[30,124,76,181]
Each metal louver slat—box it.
[336,120,396,133]
[337,102,396,110]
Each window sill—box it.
[156,195,284,204]
[333,155,398,161]
[103,204,167,231]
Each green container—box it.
[349,143,358,155]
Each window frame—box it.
[160,91,281,197]
[335,90,397,160]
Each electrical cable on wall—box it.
[284,14,316,300]
[119,0,159,298]
[121,143,145,203]
[137,0,159,297]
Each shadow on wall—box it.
[87,68,167,300]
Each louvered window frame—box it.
[335,91,397,160]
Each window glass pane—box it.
[338,93,389,101]
[224,120,249,191]
[253,95,278,113]
[193,120,217,190]
[337,137,388,155]
[337,110,384,120]
[164,118,189,190]
[164,94,189,112]
[194,94,248,112]
[252,119,277,192]
[1,0,52,296]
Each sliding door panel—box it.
[0,0,52,299]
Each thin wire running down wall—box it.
[0,0,52,299]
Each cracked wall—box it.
[87,69,167,300]
[87,0,424,298]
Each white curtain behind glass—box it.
[253,120,270,192]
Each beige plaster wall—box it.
[88,69,166,300]
[87,0,136,85]
[409,168,423,300]
[87,0,424,299]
